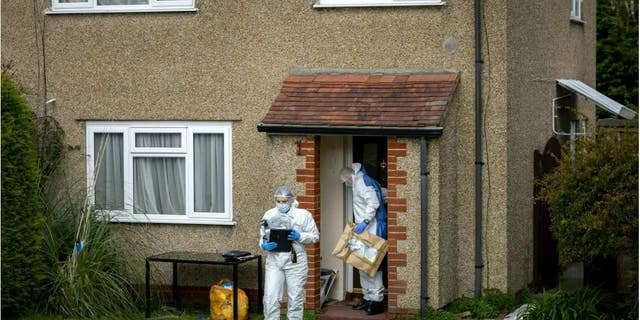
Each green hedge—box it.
[1,74,45,316]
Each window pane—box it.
[133,157,185,214]
[94,133,124,210]
[59,0,89,2]
[194,134,225,212]
[135,133,181,148]
[97,0,149,4]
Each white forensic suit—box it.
[349,163,385,303]
[259,203,319,320]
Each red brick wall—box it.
[386,137,409,314]
[294,136,321,310]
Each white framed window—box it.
[49,0,196,14]
[313,0,445,8]
[86,121,233,225]
[570,0,583,21]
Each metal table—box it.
[145,251,262,319]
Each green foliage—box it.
[38,182,140,318]
[520,287,617,320]
[516,287,536,304]
[447,296,477,315]
[392,306,458,320]
[596,0,638,114]
[33,116,65,187]
[483,288,518,313]
[537,130,638,263]
[1,73,46,316]
[470,299,500,319]
[11,310,206,320]
[446,288,521,318]
[447,296,500,319]
[421,307,459,320]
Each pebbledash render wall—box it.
[1,0,595,313]
[502,0,596,294]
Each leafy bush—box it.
[483,288,517,313]
[1,73,45,316]
[471,299,500,319]
[520,286,617,320]
[392,306,458,320]
[537,130,638,263]
[447,296,477,315]
[421,307,459,320]
[446,288,519,319]
[447,296,500,319]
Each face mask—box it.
[276,203,290,213]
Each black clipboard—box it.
[269,229,292,252]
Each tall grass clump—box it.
[519,286,617,320]
[39,181,142,318]
[1,73,45,316]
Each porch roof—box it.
[257,71,459,137]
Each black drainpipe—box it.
[420,136,430,318]
[474,0,485,298]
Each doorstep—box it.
[317,300,392,320]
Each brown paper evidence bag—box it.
[331,222,388,277]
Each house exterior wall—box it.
[503,0,597,293]
[1,0,595,313]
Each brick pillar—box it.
[386,137,409,314]
[295,136,321,310]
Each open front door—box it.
[350,136,388,298]
[318,136,388,303]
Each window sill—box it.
[313,1,446,8]
[570,17,585,24]
[108,213,237,225]
[45,7,198,14]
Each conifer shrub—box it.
[1,73,45,316]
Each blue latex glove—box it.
[354,221,368,234]
[260,242,277,251]
[288,229,301,241]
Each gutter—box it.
[474,0,485,298]
[257,124,443,137]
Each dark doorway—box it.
[533,137,561,291]
[353,136,387,188]
[350,136,388,297]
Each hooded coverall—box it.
[349,163,386,303]
[260,202,319,320]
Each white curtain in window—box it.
[194,134,225,212]
[94,133,124,210]
[134,157,185,215]
[135,133,181,148]
[97,0,149,5]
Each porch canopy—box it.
[557,79,638,120]
[258,70,460,137]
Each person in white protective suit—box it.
[339,163,387,316]
[259,186,320,320]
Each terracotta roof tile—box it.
[261,72,459,128]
